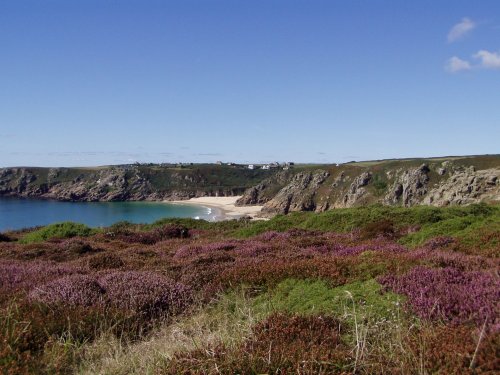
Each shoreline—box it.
[167,196,266,221]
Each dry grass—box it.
[77,289,262,375]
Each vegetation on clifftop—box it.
[0,204,499,373]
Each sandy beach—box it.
[167,196,266,221]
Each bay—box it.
[0,198,214,231]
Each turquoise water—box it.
[0,198,214,231]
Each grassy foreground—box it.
[0,204,499,374]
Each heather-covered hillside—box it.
[1,204,499,374]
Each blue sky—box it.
[0,0,499,167]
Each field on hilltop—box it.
[1,203,499,374]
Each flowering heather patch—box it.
[111,224,190,245]
[301,238,407,257]
[379,266,500,327]
[27,270,192,316]
[87,252,125,270]
[255,230,291,241]
[174,240,239,259]
[218,258,348,289]
[29,274,104,307]
[98,271,192,315]
[234,240,273,257]
[58,238,98,255]
[409,247,498,271]
[0,260,81,292]
[1,204,498,373]
[422,236,456,250]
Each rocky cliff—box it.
[0,164,275,202]
[2,156,499,214]
[236,156,500,217]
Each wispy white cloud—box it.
[445,56,471,73]
[473,50,500,69]
[447,17,475,43]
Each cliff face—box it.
[236,156,500,217]
[2,156,499,213]
[0,165,275,202]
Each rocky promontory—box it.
[2,156,499,217]
[0,164,275,202]
[236,155,500,217]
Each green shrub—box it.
[253,278,403,322]
[20,222,96,244]
[235,204,500,243]
[399,205,500,247]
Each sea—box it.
[0,197,215,232]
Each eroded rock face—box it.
[2,157,499,212]
[385,164,430,206]
[0,166,252,202]
[424,168,500,206]
[260,170,330,216]
[236,172,290,206]
[339,172,372,207]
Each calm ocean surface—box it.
[0,198,214,231]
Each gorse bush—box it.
[20,222,95,244]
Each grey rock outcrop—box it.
[260,170,330,216]
[236,172,290,206]
[424,167,500,206]
[0,166,258,202]
[339,172,372,207]
[385,164,430,206]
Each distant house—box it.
[262,165,270,170]
[216,161,223,165]
[248,164,255,170]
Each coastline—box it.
[167,196,266,221]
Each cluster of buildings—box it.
[247,162,294,170]
[215,161,294,170]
